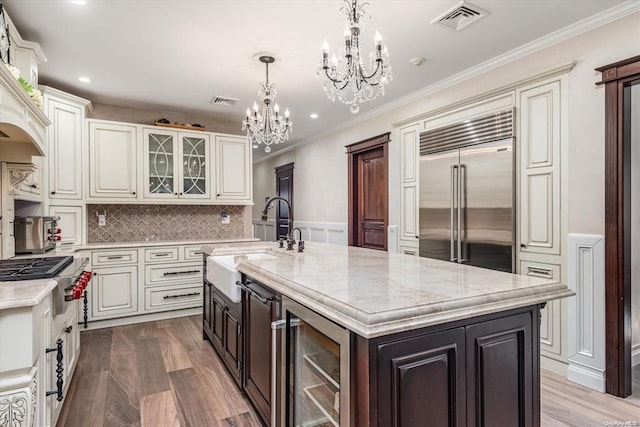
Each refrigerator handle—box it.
[458,164,466,263]
[450,165,458,262]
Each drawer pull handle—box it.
[527,267,552,278]
[163,292,200,300]
[45,339,64,401]
[163,269,201,276]
[192,251,203,255]
[106,256,124,260]
[154,253,171,257]
[237,281,275,305]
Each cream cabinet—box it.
[49,205,83,248]
[90,265,140,320]
[215,134,252,202]
[88,120,138,199]
[517,80,562,256]
[42,87,90,200]
[16,155,43,201]
[142,128,211,200]
[399,124,420,246]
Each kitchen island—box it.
[202,242,573,426]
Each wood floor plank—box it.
[169,367,221,427]
[78,327,113,374]
[219,412,260,426]
[136,337,171,396]
[140,391,182,427]
[188,348,251,420]
[156,325,194,372]
[61,371,109,427]
[104,327,141,427]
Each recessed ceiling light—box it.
[78,76,91,83]
[70,0,86,4]
[252,145,259,149]
[310,113,318,119]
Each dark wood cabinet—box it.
[356,304,540,427]
[242,281,278,425]
[203,280,243,387]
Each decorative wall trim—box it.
[252,219,348,246]
[6,163,36,196]
[567,234,605,392]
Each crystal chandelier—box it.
[242,55,292,153]
[318,0,392,114]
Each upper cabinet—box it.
[517,79,563,256]
[88,120,138,199]
[42,87,91,200]
[215,134,252,202]
[142,128,211,200]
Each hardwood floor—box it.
[58,315,640,427]
[57,316,261,427]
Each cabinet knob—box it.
[179,192,183,195]
[520,243,527,248]
[31,184,38,189]
[65,325,73,333]
[51,191,56,195]
[216,193,220,197]
[132,191,136,195]
[174,192,178,195]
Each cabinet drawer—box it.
[520,261,559,280]
[91,249,138,266]
[144,247,179,263]
[145,262,203,286]
[183,245,205,261]
[144,284,202,312]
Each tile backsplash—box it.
[87,204,246,243]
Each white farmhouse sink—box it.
[206,252,280,303]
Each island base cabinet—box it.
[356,304,540,427]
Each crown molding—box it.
[5,12,47,63]
[254,0,639,164]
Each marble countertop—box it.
[204,242,573,338]
[0,279,57,311]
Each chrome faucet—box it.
[292,227,304,252]
[261,196,294,250]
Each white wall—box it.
[252,150,296,219]
[631,83,640,365]
[255,13,639,237]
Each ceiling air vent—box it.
[210,96,239,107]
[431,1,488,31]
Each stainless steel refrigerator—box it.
[418,110,515,272]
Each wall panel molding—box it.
[567,234,605,391]
[252,219,348,246]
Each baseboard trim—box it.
[81,307,201,331]
[540,355,568,377]
[632,343,640,367]
[567,363,605,392]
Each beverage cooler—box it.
[279,296,351,426]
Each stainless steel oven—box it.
[14,216,61,254]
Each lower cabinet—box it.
[242,281,278,425]
[203,282,243,386]
[358,304,539,427]
[90,265,139,320]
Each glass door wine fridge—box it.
[280,296,351,426]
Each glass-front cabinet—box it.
[143,128,210,199]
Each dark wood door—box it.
[465,311,534,427]
[347,133,389,251]
[357,148,387,250]
[275,163,294,240]
[203,281,213,339]
[376,327,466,427]
[212,294,224,351]
[243,283,277,425]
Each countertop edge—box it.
[68,238,261,251]
[0,279,58,311]
[237,262,575,339]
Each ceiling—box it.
[4,0,627,160]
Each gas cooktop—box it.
[0,256,74,281]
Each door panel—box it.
[458,139,514,272]
[358,148,387,250]
[275,163,294,240]
[419,149,459,261]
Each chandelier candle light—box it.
[318,0,392,114]
[242,55,292,153]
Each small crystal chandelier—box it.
[318,0,392,114]
[242,55,292,153]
